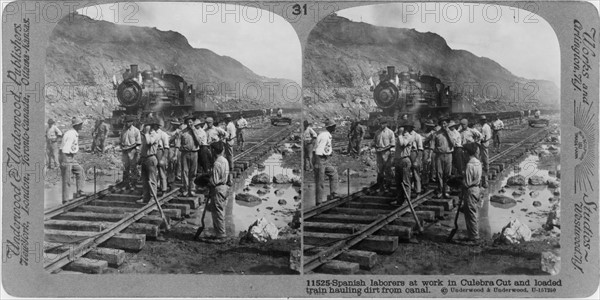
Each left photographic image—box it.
[43,2,302,275]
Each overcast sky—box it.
[338,3,561,87]
[78,2,301,83]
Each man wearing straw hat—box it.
[167,119,183,186]
[393,121,415,205]
[479,115,492,188]
[433,118,453,199]
[303,120,318,171]
[120,115,141,191]
[46,118,62,169]
[60,117,85,203]
[192,117,211,177]
[421,120,436,188]
[371,119,395,193]
[236,113,248,152]
[448,120,463,176]
[314,119,339,205]
[224,114,237,181]
[180,116,200,196]
[138,118,159,204]
[155,119,170,195]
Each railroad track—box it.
[43,122,296,274]
[302,122,551,274]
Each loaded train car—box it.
[109,64,282,135]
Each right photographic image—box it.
[302,3,561,275]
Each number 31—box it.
[292,4,307,15]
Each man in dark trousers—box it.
[393,122,415,206]
[138,118,159,204]
[314,119,339,205]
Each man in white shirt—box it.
[371,119,395,193]
[60,117,85,203]
[491,115,505,152]
[236,114,248,151]
[46,118,62,169]
[277,108,283,117]
[479,115,492,188]
[394,122,415,205]
[224,114,236,184]
[410,125,424,196]
[448,121,463,176]
[314,119,339,205]
[155,119,170,195]
[120,115,141,190]
[303,120,318,171]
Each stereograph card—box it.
[1,0,598,298]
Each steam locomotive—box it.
[109,64,271,135]
[366,66,471,136]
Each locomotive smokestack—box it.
[131,64,138,75]
[387,66,396,79]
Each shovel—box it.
[193,197,211,240]
[401,185,424,234]
[149,184,170,231]
[447,193,464,242]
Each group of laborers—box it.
[47,112,248,243]
[119,113,247,242]
[306,114,507,243]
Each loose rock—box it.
[528,175,546,186]
[529,191,540,198]
[274,189,285,196]
[235,193,262,203]
[490,195,517,205]
[257,189,269,195]
[494,219,532,245]
[512,190,524,197]
[278,199,287,205]
[273,174,290,184]
[251,173,271,184]
[532,201,542,207]
[507,175,526,186]
[244,217,279,243]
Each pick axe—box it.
[149,185,170,231]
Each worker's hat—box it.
[71,117,84,126]
[423,120,435,127]
[224,114,232,119]
[184,115,195,122]
[447,120,459,129]
[324,119,336,129]
[124,115,137,122]
[48,119,55,124]
[193,119,204,126]
[460,118,469,126]
[480,115,487,120]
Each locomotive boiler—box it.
[109,64,199,135]
[366,66,469,135]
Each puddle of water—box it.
[483,154,559,235]
[195,153,301,237]
[44,168,121,209]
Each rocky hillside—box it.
[45,12,298,122]
[304,15,559,121]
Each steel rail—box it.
[234,125,293,160]
[44,183,125,220]
[303,190,434,272]
[44,188,180,273]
